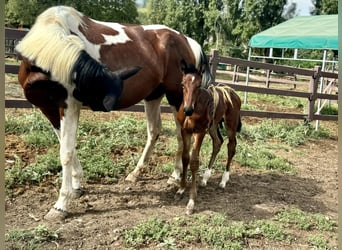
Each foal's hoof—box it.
[186,200,195,215]
[125,172,138,183]
[174,189,185,201]
[44,208,68,221]
[71,188,85,199]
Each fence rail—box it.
[5,28,338,122]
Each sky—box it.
[292,0,314,16]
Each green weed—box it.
[6,225,59,249]
[276,208,337,232]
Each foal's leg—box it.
[175,131,191,198]
[167,106,183,184]
[201,124,223,187]
[186,132,205,215]
[45,99,81,220]
[220,127,237,189]
[125,96,163,182]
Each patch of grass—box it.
[123,211,337,249]
[307,234,330,249]
[240,119,330,146]
[236,141,294,173]
[316,103,338,116]
[5,148,61,192]
[276,208,337,232]
[6,225,59,249]
[5,110,53,135]
[124,213,292,249]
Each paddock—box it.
[4,27,338,249]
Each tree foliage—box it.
[5,0,138,28]
[311,0,338,15]
[147,0,288,57]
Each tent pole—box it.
[244,47,252,104]
[315,49,327,130]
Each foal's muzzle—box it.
[183,107,194,116]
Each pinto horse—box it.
[176,60,242,215]
[16,6,212,220]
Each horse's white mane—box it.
[15,6,86,85]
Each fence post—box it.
[307,66,320,122]
[265,69,271,88]
[210,49,219,82]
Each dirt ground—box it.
[5,114,338,249]
[4,80,338,249]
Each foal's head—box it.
[180,60,203,116]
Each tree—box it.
[311,0,338,15]
[147,0,207,45]
[5,0,139,28]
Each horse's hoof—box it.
[44,208,68,221]
[125,173,138,183]
[71,188,85,199]
[167,176,180,185]
[200,180,208,187]
[186,200,195,215]
[174,189,185,201]
[186,208,194,215]
[219,182,226,189]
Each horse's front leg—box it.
[45,99,81,221]
[186,132,205,215]
[167,106,183,184]
[125,96,163,182]
[175,131,191,200]
[53,128,84,198]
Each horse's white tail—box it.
[15,6,85,85]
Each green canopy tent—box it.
[249,15,338,50]
[245,15,338,128]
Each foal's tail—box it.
[237,115,242,133]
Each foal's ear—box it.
[116,66,142,80]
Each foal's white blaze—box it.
[219,171,230,189]
[201,168,212,186]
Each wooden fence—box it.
[5,28,338,121]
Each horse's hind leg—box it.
[125,96,163,182]
[201,124,223,187]
[220,125,237,189]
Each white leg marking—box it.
[201,168,212,187]
[186,199,195,215]
[125,97,162,182]
[54,128,83,191]
[219,171,230,189]
[176,188,185,196]
[49,99,81,216]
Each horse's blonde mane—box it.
[16,6,86,84]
